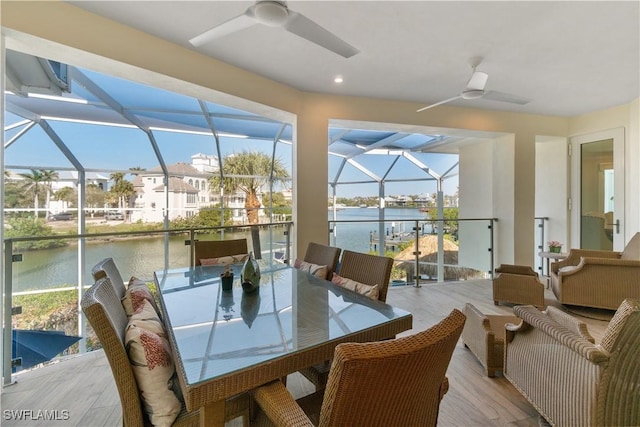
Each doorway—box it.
[571,128,625,251]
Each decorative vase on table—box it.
[549,246,561,253]
[241,252,260,293]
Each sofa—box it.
[550,232,640,310]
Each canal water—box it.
[11,208,428,292]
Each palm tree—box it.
[109,172,135,220]
[40,170,59,215]
[18,169,46,219]
[209,151,289,224]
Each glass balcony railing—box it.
[3,216,496,384]
[330,217,496,286]
[3,222,292,384]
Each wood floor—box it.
[1,279,611,426]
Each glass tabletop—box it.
[155,264,411,386]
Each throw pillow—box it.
[294,259,328,280]
[331,273,379,300]
[200,253,249,266]
[125,323,181,427]
[122,281,160,317]
[129,299,166,337]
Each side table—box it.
[538,251,568,288]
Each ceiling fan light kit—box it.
[461,89,484,100]
[254,1,288,27]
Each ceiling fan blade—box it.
[466,71,488,91]
[416,95,463,112]
[189,8,257,47]
[283,11,359,58]
[482,90,532,105]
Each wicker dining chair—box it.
[193,238,248,266]
[91,257,127,298]
[252,309,466,427]
[302,242,341,280]
[81,277,249,427]
[298,250,394,391]
[336,250,394,303]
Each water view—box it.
[11,208,429,292]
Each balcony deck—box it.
[2,279,611,426]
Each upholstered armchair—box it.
[492,264,545,308]
[504,299,640,427]
[550,232,640,310]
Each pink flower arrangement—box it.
[548,241,562,248]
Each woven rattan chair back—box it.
[193,238,248,266]
[91,257,126,298]
[82,278,249,427]
[303,242,341,280]
[82,277,147,427]
[317,309,465,427]
[337,250,394,302]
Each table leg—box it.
[200,400,226,427]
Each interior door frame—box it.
[570,127,625,251]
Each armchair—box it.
[492,264,545,308]
[550,232,640,309]
[504,299,640,426]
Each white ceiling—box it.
[67,1,639,118]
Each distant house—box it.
[130,157,262,224]
[414,194,434,206]
[395,195,413,206]
[8,170,110,215]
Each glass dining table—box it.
[154,263,413,427]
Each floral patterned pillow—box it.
[128,300,165,337]
[331,272,379,300]
[122,281,160,317]
[125,322,181,427]
[200,253,249,266]
[293,259,328,280]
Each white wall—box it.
[535,136,569,254]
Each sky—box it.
[4,62,458,199]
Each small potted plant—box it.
[220,265,234,292]
[548,241,562,253]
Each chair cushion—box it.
[294,259,328,280]
[122,281,160,317]
[200,253,249,266]
[125,322,181,427]
[331,273,379,300]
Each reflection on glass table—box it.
[154,264,412,427]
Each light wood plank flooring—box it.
[1,279,611,426]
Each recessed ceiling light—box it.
[334,76,344,84]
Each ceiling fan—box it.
[416,58,531,112]
[189,1,359,58]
